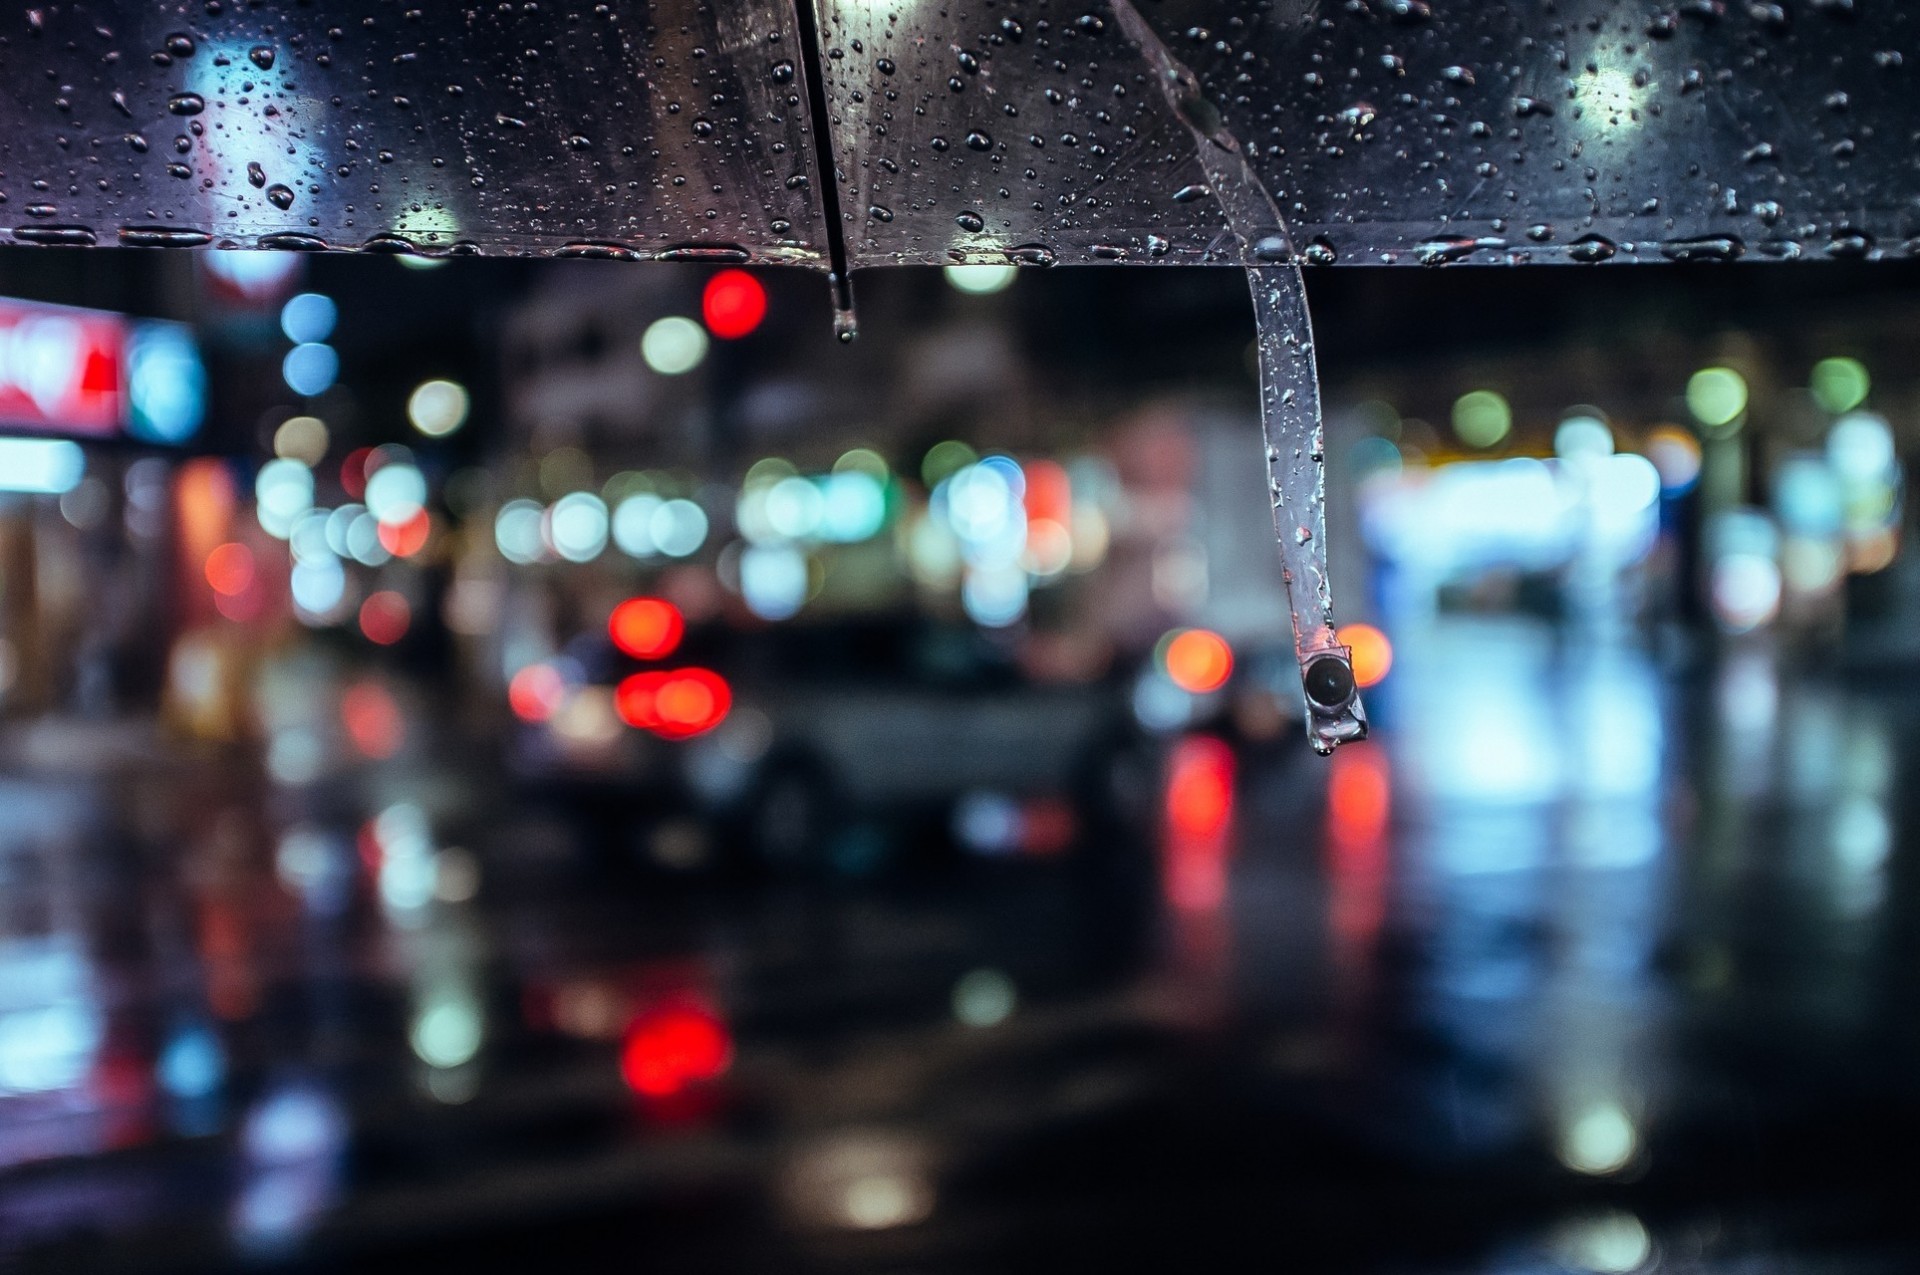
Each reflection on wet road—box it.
[3,617,1917,1273]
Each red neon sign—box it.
[0,298,127,437]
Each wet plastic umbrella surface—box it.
[1,1,1914,269]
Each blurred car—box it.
[507,615,1151,875]
[1125,625,1321,753]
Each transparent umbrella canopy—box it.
[2,1,1914,271]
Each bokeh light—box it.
[944,264,1017,295]
[1451,390,1512,448]
[281,343,339,397]
[1810,356,1870,414]
[1337,623,1394,688]
[278,293,337,344]
[701,270,768,339]
[408,379,470,438]
[273,415,329,466]
[377,509,432,558]
[620,1001,732,1098]
[341,681,404,758]
[609,598,685,661]
[641,316,709,375]
[547,492,609,562]
[1687,366,1748,429]
[359,591,411,646]
[204,542,255,598]
[1162,628,1234,694]
[508,663,568,723]
[364,463,427,526]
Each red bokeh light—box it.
[700,270,767,340]
[1022,459,1072,526]
[377,508,432,558]
[1021,798,1077,856]
[1328,743,1391,850]
[359,591,411,646]
[341,680,404,759]
[1167,735,1235,840]
[340,446,373,500]
[508,663,568,723]
[1326,743,1391,961]
[616,668,730,738]
[1164,628,1234,695]
[609,597,685,661]
[620,1000,733,1097]
[204,542,255,597]
[1163,734,1236,913]
[614,670,669,731]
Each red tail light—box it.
[616,668,731,739]
[620,1000,733,1097]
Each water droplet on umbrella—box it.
[1567,234,1619,263]
[119,225,213,247]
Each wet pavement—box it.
[3,617,1919,1273]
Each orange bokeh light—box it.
[1336,623,1393,688]
[359,591,411,646]
[609,597,685,661]
[1164,628,1234,694]
[653,668,730,739]
[204,542,255,597]
[701,269,767,340]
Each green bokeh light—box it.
[1810,357,1870,414]
[921,439,978,488]
[1451,390,1512,448]
[1686,367,1748,429]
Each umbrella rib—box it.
[790,0,855,317]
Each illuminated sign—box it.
[0,297,206,444]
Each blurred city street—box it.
[9,0,1920,1268]
[3,110,1920,1270]
[4,605,1920,1272]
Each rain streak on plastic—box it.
[1113,0,1365,753]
